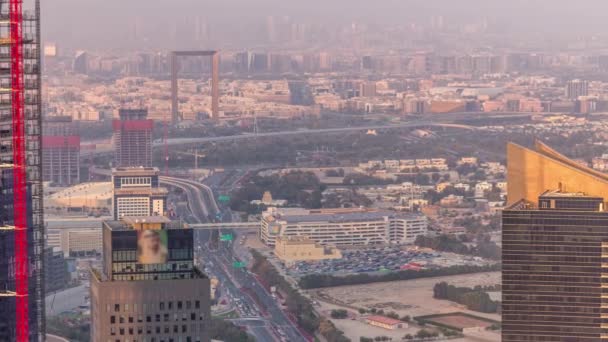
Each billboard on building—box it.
[137,229,168,264]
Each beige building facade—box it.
[274,236,342,263]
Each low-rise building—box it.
[365,315,407,330]
[274,236,342,264]
[260,207,427,247]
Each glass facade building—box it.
[503,142,608,341]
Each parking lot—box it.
[284,246,494,277]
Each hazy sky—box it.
[42,0,608,50]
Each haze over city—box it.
[1,1,608,342]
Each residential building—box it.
[502,141,608,341]
[44,248,69,293]
[113,108,153,168]
[90,216,211,342]
[260,207,427,247]
[42,115,80,186]
[112,167,168,220]
[565,79,588,99]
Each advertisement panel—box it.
[137,229,168,264]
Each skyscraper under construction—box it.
[0,0,44,341]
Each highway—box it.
[81,120,480,156]
[161,176,306,342]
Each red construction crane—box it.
[10,0,29,340]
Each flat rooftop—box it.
[104,217,184,231]
[114,187,168,196]
[275,210,424,224]
[112,166,159,177]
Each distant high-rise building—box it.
[250,53,269,73]
[503,141,608,341]
[359,81,377,97]
[90,216,211,342]
[42,116,80,186]
[73,50,88,74]
[111,167,168,220]
[266,15,277,43]
[565,79,589,99]
[234,52,250,73]
[113,109,153,168]
[0,1,45,340]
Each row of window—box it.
[112,261,193,273]
[112,249,192,262]
[109,301,202,313]
[120,177,152,187]
[112,272,192,281]
[106,337,202,342]
[111,311,205,324]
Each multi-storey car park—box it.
[260,207,427,247]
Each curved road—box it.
[81,121,477,156]
[161,176,306,342]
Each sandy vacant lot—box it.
[313,272,500,320]
[311,272,501,341]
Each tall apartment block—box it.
[0,0,45,341]
[565,79,589,100]
[503,141,608,341]
[113,108,153,167]
[112,167,168,220]
[42,115,79,186]
[90,216,211,342]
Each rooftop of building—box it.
[265,207,424,224]
[276,236,316,245]
[507,141,608,207]
[103,216,183,231]
[113,187,168,196]
[540,189,601,198]
[365,315,403,326]
[47,182,113,201]
[112,166,159,176]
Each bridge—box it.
[80,121,477,157]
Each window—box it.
[168,301,173,310]
[115,304,120,312]
[177,301,182,310]
[160,302,165,310]
[120,316,125,324]
[146,315,151,322]
[110,316,116,324]
[195,301,200,309]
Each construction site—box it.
[0,0,45,341]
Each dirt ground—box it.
[310,272,501,341]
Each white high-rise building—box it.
[111,167,168,220]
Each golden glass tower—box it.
[503,142,608,341]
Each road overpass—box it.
[81,120,478,157]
